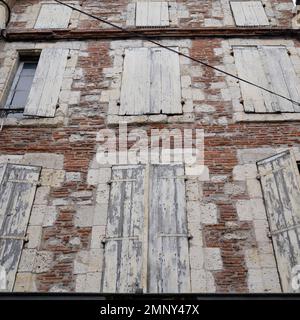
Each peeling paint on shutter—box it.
[24,48,69,118]
[257,150,300,292]
[0,4,6,29]
[136,2,170,27]
[148,164,190,293]
[35,4,72,29]
[0,164,41,291]
[120,47,182,115]
[102,165,145,293]
[230,1,269,26]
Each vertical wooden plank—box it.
[35,4,72,29]
[233,46,277,113]
[150,47,182,114]
[119,48,151,115]
[24,48,69,117]
[148,164,190,293]
[0,164,41,291]
[102,165,145,293]
[0,4,6,29]
[260,46,300,113]
[136,2,170,27]
[231,1,269,26]
[257,150,300,292]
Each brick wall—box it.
[0,0,300,293]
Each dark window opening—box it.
[3,55,39,118]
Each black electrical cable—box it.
[0,0,11,26]
[54,0,300,107]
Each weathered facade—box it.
[0,0,300,294]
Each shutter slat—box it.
[234,47,277,113]
[257,150,300,292]
[102,165,145,293]
[148,165,190,293]
[230,1,269,26]
[24,48,69,118]
[0,164,41,291]
[260,47,300,113]
[35,4,72,29]
[136,2,170,27]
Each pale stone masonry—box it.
[0,0,300,294]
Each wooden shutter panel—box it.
[102,165,145,293]
[233,46,279,113]
[120,48,182,115]
[257,150,300,292]
[148,164,190,293]
[0,4,6,29]
[136,2,170,27]
[230,1,269,26]
[35,4,72,29]
[0,164,41,291]
[24,48,69,118]
[259,46,300,113]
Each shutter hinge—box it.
[257,165,289,179]
[268,223,300,237]
[8,179,41,186]
[108,179,137,185]
[159,233,190,238]
[0,234,28,242]
[103,236,140,242]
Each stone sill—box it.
[233,112,300,122]
[0,116,65,128]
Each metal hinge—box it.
[268,223,300,237]
[159,233,192,240]
[108,179,137,184]
[0,234,28,242]
[8,179,41,186]
[102,236,140,243]
[256,165,289,179]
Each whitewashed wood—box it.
[102,165,145,293]
[120,47,182,115]
[148,165,190,293]
[260,46,300,113]
[0,4,6,29]
[24,48,69,117]
[257,150,300,292]
[233,47,277,113]
[230,1,269,26]
[150,47,182,114]
[0,164,41,291]
[35,4,72,29]
[120,48,151,115]
[136,2,170,27]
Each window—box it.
[5,57,39,118]
[35,4,72,29]
[102,164,191,293]
[257,150,300,292]
[230,1,269,26]
[0,163,41,291]
[2,48,69,118]
[120,47,182,115]
[135,2,170,27]
[233,46,300,113]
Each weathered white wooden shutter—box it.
[0,4,6,29]
[120,47,182,115]
[24,48,69,118]
[35,4,72,29]
[234,46,300,113]
[136,2,170,27]
[0,164,41,291]
[102,165,145,293]
[230,1,269,26]
[257,150,300,292]
[148,164,190,293]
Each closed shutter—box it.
[119,47,182,115]
[234,46,300,113]
[0,164,41,291]
[230,1,269,26]
[102,165,145,293]
[35,4,72,29]
[24,48,69,118]
[257,150,300,292]
[136,2,170,27]
[149,164,190,293]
